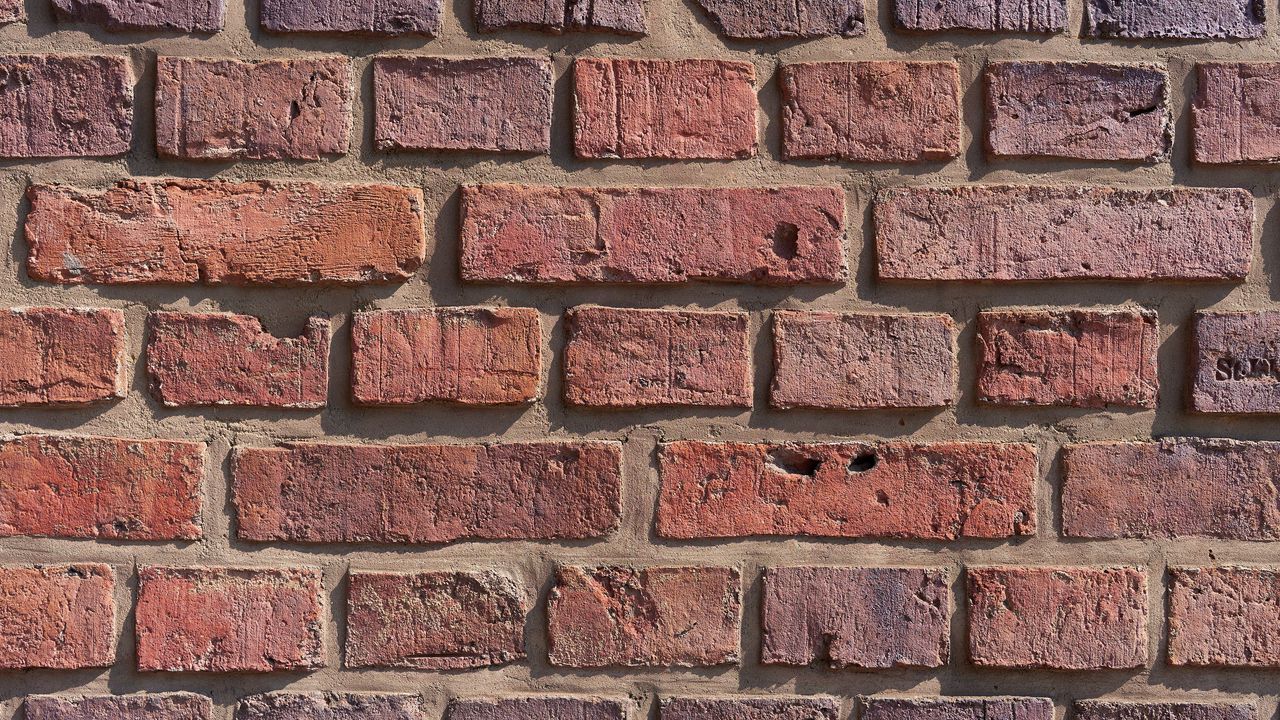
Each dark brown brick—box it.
[893,0,1065,32]
[51,0,224,31]
[662,697,841,720]
[1084,0,1264,39]
[474,0,645,33]
[448,697,627,720]
[0,55,131,158]
[260,0,440,34]
[1076,701,1256,720]
[26,695,212,720]
[863,697,1055,720]
[692,0,863,37]
[238,694,425,720]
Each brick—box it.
[781,62,960,162]
[474,0,645,33]
[761,567,949,669]
[661,697,841,720]
[966,566,1148,669]
[976,308,1159,408]
[573,58,756,159]
[862,697,1055,720]
[0,55,131,158]
[0,307,125,406]
[1194,63,1280,164]
[155,57,352,161]
[564,307,751,408]
[346,570,527,669]
[449,698,626,720]
[26,180,426,286]
[233,441,621,543]
[51,0,224,31]
[875,186,1253,282]
[460,184,846,284]
[351,307,540,406]
[1192,311,1280,412]
[547,566,741,667]
[373,56,551,154]
[0,564,115,669]
[771,311,955,409]
[0,0,22,23]
[1169,567,1280,667]
[985,62,1171,162]
[657,441,1037,540]
[1076,701,1256,720]
[0,434,203,541]
[27,695,212,720]
[260,0,440,34]
[691,0,863,37]
[1062,438,1280,540]
[135,566,324,672]
[893,0,1065,31]
[146,312,330,408]
[238,694,425,720]
[1084,0,1264,38]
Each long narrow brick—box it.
[762,567,949,669]
[155,57,352,161]
[475,0,645,34]
[135,567,324,672]
[1193,311,1280,412]
[1194,63,1280,164]
[986,62,1171,162]
[233,441,621,543]
[1084,0,1264,39]
[146,312,330,408]
[875,186,1253,281]
[893,0,1065,32]
[574,58,756,159]
[1076,701,1257,720]
[565,307,750,408]
[692,0,863,37]
[26,180,427,286]
[1062,438,1280,539]
[0,55,131,158]
[967,566,1148,669]
[976,308,1159,408]
[0,564,115,669]
[238,694,425,720]
[781,62,960,162]
[547,566,740,667]
[662,697,841,720]
[863,697,1055,720]
[260,0,441,34]
[51,0,225,31]
[460,184,846,284]
[0,434,204,541]
[1169,567,1280,667]
[0,307,125,406]
[27,695,212,720]
[771,311,956,409]
[448,698,627,720]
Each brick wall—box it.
[0,0,1277,718]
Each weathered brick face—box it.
[0,55,132,158]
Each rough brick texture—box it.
[1168,567,1280,667]
[0,434,204,540]
[26,695,212,720]
[155,57,352,160]
[0,0,22,23]
[0,307,125,406]
[573,58,756,159]
[966,567,1148,669]
[781,62,961,162]
[893,0,1065,32]
[460,184,846,284]
[448,698,627,720]
[1194,63,1280,164]
[0,55,131,158]
[985,62,1171,161]
[232,441,621,543]
[0,564,115,669]
[875,186,1254,281]
[26,180,426,286]
[146,312,330,408]
[260,0,441,34]
[692,0,864,37]
[1075,701,1257,720]
[564,307,751,408]
[51,0,225,31]
[657,441,1037,540]
[238,695,423,720]
[474,0,645,33]
[346,571,527,669]
[1192,311,1280,413]
[862,697,1055,720]
[662,697,841,720]
[135,566,325,672]
[351,307,540,405]
[547,566,741,667]
[975,308,1159,408]
[1083,0,1264,38]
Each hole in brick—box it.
[848,452,878,473]
[771,222,799,260]
[766,448,820,477]
[875,490,890,506]
[289,100,301,120]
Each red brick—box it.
[238,694,425,720]
[346,570,527,669]
[661,697,841,720]
[1062,438,1280,540]
[573,58,756,159]
[0,307,125,406]
[26,180,426,286]
[692,0,863,37]
[976,308,1159,408]
[1194,63,1280,164]
[893,0,1065,31]
[460,184,846,284]
[875,186,1253,281]
[146,312,330,408]
[771,311,955,409]
[374,57,552,153]
[0,564,115,669]
[475,0,645,34]
[966,566,1148,669]
[1169,567,1280,667]
[352,307,540,406]
[135,566,324,672]
[1076,701,1256,720]
[781,62,960,162]
[1192,311,1280,413]
[1,0,23,23]
[761,567,949,669]
[155,57,352,161]
[1084,0,1264,39]
[448,698,627,720]
[233,441,621,543]
[27,695,212,720]
[863,697,1055,720]
[260,0,440,35]
[0,55,131,158]
[0,434,203,541]
[51,0,224,31]
[547,566,741,667]
[565,307,750,408]
[986,62,1170,162]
